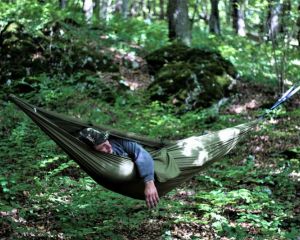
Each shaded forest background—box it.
[0,0,300,239]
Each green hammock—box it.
[9,84,299,199]
[9,94,260,200]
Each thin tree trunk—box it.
[209,0,220,34]
[59,0,67,9]
[159,0,165,19]
[140,0,148,18]
[115,0,122,14]
[298,4,300,48]
[83,0,94,24]
[153,0,157,17]
[130,1,139,17]
[237,0,246,36]
[167,0,191,46]
[224,0,231,25]
[147,0,151,17]
[267,0,282,40]
[122,0,129,18]
[191,0,200,27]
[231,0,246,36]
[98,0,110,21]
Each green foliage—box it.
[0,2,300,239]
[104,16,168,52]
[192,27,300,87]
[0,0,65,33]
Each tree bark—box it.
[159,0,165,19]
[115,0,122,14]
[298,4,300,48]
[224,0,231,25]
[167,0,191,46]
[140,0,148,18]
[231,0,246,36]
[130,1,139,17]
[280,0,291,33]
[266,0,282,40]
[209,0,220,34]
[122,0,129,18]
[153,0,157,17]
[83,0,94,24]
[98,0,111,21]
[147,0,152,16]
[59,0,67,9]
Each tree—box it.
[83,0,94,24]
[231,0,246,36]
[167,0,191,46]
[209,0,220,34]
[122,0,129,18]
[115,0,129,18]
[298,4,300,48]
[130,0,139,17]
[98,0,110,21]
[159,0,165,19]
[266,0,282,40]
[140,0,148,19]
[59,0,67,9]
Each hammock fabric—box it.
[9,94,261,200]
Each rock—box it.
[0,21,119,93]
[146,43,238,110]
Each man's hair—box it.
[79,128,109,147]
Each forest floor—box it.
[1,79,300,240]
[120,82,300,240]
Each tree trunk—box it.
[83,0,94,24]
[224,0,231,25]
[59,0,67,9]
[147,0,151,16]
[266,0,282,40]
[298,4,300,48]
[153,0,157,17]
[140,0,148,18]
[231,0,246,36]
[98,0,111,21]
[209,0,220,34]
[122,0,129,18]
[130,1,139,17]
[280,0,291,33]
[191,0,200,27]
[115,0,122,14]
[159,0,165,19]
[167,0,191,46]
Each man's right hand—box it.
[144,180,159,208]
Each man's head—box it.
[79,128,112,154]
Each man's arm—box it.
[120,140,159,208]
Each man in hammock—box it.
[79,128,159,208]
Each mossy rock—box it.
[146,43,237,110]
[0,21,119,90]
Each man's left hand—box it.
[144,180,159,208]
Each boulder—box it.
[146,43,237,110]
[0,21,119,87]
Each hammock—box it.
[9,86,299,200]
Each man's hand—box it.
[144,180,159,208]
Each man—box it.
[79,128,159,208]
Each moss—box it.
[147,42,237,110]
[0,21,119,91]
[215,74,233,87]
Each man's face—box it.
[94,140,113,154]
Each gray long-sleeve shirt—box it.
[109,138,154,182]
